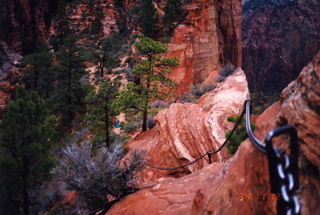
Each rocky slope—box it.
[0,0,242,92]
[105,51,320,215]
[242,0,320,92]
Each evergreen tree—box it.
[0,86,56,215]
[91,8,104,39]
[138,0,159,39]
[119,37,179,131]
[50,2,71,51]
[51,34,89,125]
[20,40,54,99]
[85,78,121,148]
[163,0,180,35]
[97,34,123,77]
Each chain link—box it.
[265,126,300,215]
[274,148,301,215]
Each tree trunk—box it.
[142,108,148,132]
[105,106,110,148]
[22,156,30,215]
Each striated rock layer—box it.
[106,52,320,215]
[126,69,248,183]
[167,0,242,94]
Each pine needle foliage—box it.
[138,0,159,39]
[225,115,256,154]
[50,34,89,125]
[118,37,179,131]
[0,86,56,215]
[85,78,121,148]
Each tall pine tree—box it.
[138,0,159,39]
[51,34,89,125]
[119,37,179,131]
[0,86,56,215]
[20,40,54,99]
[85,78,121,148]
[50,2,71,51]
[163,0,181,35]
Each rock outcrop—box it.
[106,52,320,215]
[278,51,320,169]
[167,0,242,94]
[242,0,320,91]
[126,68,248,183]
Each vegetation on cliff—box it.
[0,86,56,215]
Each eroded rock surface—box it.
[106,53,320,215]
[167,0,242,94]
[277,51,320,166]
[126,69,248,184]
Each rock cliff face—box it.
[242,0,320,91]
[106,52,320,215]
[0,0,55,54]
[167,0,242,94]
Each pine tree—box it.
[50,2,71,51]
[119,37,179,131]
[50,34,89,125]
[163,0,180,35]
[0,86,56,215]
[138,0,159,39]
[20,40,54,99]
[225,116,256,154]
[91,8,104,39]
[97,34,123,77]
[85,78,121,148]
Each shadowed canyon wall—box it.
[242,0,320,92]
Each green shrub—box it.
[122,117,142,134]
[225,115,256,154]
[219,63,235,77]
[190,83,216,98]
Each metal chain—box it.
[264,125,300,215]
[273,147,301,215]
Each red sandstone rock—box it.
[242,1,320,91]
[166,0,242,93]
[125,69,248,184]
[277,51,320,169]
[107,54,320,215]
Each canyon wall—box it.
[167,0,242,94]
[0,0,243,113]
[242,0,320,91]
[0,0,56,54]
